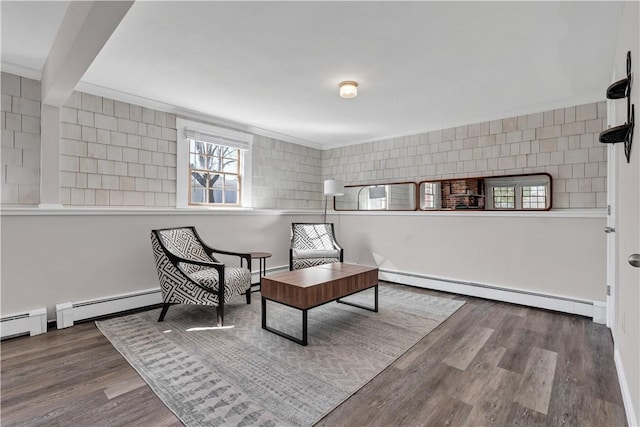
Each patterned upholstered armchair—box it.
[151,226,252,326]
[289,223,343,270]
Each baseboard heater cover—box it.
[0,308,47,339]
[379,268,604,322]
[55,264,291,328]
[58,288,163,327]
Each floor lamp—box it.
[323,179,344,223]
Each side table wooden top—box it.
[249,252,272,259]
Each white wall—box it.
[0,210,317,320]
[331,211,606,302]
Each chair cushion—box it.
[292,258,340,270]
[292,248,341,259]
[291,224,338,251]
[188,267,251,301]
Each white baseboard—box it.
[379,268,605,321]
[0,308,47,339]
[615,349,638,427]
[592,301,607,324]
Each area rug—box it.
[96,284,464,427]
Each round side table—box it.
[250,252,272,292]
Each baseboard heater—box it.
[0,308,47,339]
[56,288,163,328]
[56,265,291,328]
[378,268,606,323]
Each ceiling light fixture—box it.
[339,81,358,98]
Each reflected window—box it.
[492,186,516,209]
[367,186,387,209]
[485,174,551,210]
[423,182,438,209]
[522,185,547,209]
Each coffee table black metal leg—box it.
[301,309,308,345]
[261,297,308,346]
[337,284,378,312]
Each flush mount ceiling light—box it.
[339,81,358,98]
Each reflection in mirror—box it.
[334,182,417,211]
[418,173,552,211]
[420,178,485,210]
[484,174,552,210]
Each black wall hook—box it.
[599,51,634,163]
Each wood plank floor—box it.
[1,284,628,426]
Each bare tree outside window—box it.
[189,140,240,205]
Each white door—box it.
[615,106,639,426]
[612,5,639,422]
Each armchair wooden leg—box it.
[217,304,224,327]
[246,288,251,304]
[158,303,172,322]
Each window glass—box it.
[493,186,516,209]
[367,186,388,209]
[423,182,436,209]
[188,141,241,206]
[522,185,547,209]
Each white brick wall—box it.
[1,73,41,205]
[322,102,607,209]
[0,72,608,211]
[60,91,178,206]
[252,135,323,209]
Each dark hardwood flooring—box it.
[1,284,627,427]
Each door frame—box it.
[605,99,618,335]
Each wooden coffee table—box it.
[261,263,379,345]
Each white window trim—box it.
[176,118,253,208]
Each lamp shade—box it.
[324,179,344,196]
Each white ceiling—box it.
[1,1,625,149]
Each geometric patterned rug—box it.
[96,284,464,427]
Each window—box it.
[485,174,551,210]
[522,185,547,209]
[189,140,240,205]
[422,182,440,209]
[492,186,516,209]
[367,186,388,209]
[176,118,252,208]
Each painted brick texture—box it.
[0,71,608,211]
[322,102,607,208]
[1,72,41,205]
[252,135,323,209]
[60,92,178,206]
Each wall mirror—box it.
[334,182,417,211]
[418,173,552,211]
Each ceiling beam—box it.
[41,0,134,106]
